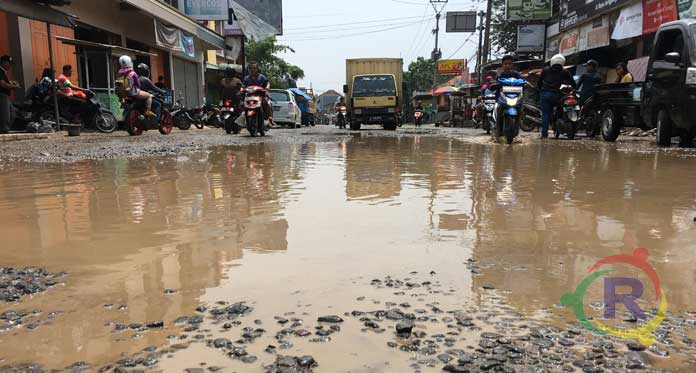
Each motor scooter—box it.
[244,86,268,137]
[337,105,348,129]
[414,110,424,127]
[221,99,241,134]
[492,78,526,144]
[552,84,581,140]
[122,95,172,136]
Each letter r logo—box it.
[604,277,646,320]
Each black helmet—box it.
[136,63,150,78]
[225,66,236,78]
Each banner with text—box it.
[643,0,677,34]
[506,0,553,20]
[560,0,632,31]
[437,59,467,75]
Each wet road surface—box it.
[1,127,696,371]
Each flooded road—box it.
[1,134,696,371]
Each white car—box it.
[269,89,301,128]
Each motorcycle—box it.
[55,90,118,133]
[243,86,268,137]
[169,101,195,130]
[552,84,581,140]
[221,99,241,134]
[492,78,526,144]
[481,89,496,134]
[337,105,348,129]
[122,95,172,136]
[414,109,424,127]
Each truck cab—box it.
[350,74,399,128]
[645,19,696,146]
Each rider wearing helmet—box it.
[117,56,155,118]
[136,63,165,119]
[537,54,576,138]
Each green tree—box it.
[490,0,517,57]
[245,37,305,89]
[404,57,436,93]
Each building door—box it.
[173,57,200,108]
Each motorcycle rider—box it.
[498,55,523,80]
[136,63,165,119]
[577,59,601,105]
[243,61,274,127]
[334,96,347,126]
[220,66,243,108]
[117,56,156,118]
[537,54,576,138]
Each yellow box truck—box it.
[344,58,403,130]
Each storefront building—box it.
[1,0,226,116]
[549,0,679,81]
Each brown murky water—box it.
[1,136,696,371]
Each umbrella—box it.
[289,88,312,100]
[434,86,456,96]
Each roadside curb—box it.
[0,133,52,142]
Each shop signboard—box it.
[560,0,632,31]
[437,59,467,75]
[643,0,677,34]
[578,16,610,51]
[517,24,546,52]
[559,29,579,56]
[506,0,553,20]
[184,0,228,20]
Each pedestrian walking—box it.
[537,54,576,139]
[0,55,20,134]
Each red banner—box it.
[643,0,677,35]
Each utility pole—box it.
[482,0,493,64]
[430,0,447,121]
[476,11,485,84]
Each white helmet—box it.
[550,54,566,67]
[119,55,133,69]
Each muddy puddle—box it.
[1,136,696,371]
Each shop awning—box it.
[121,0,225,50]
[55,36,157,57]
[0,0,76,27]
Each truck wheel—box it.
[601,109,620,142]
[656,109,672,147]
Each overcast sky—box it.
[278,0,486,94]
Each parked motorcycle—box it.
[521,103,540,132]
[243,86,268,137]
[414,109,424,127]
[337,105,348,129]
[492,78,526,144]
[221,99,241,134]
[52,90,117,133]
[122,96,172,136]
[552,84,581,140]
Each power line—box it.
[404,3,433,60]
[446,32,476,59]
[284,19,427,36]
[284,15,425,31]
[279,19,431,42]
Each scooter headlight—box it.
[567,111,579,122]
[505,96,519,106]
